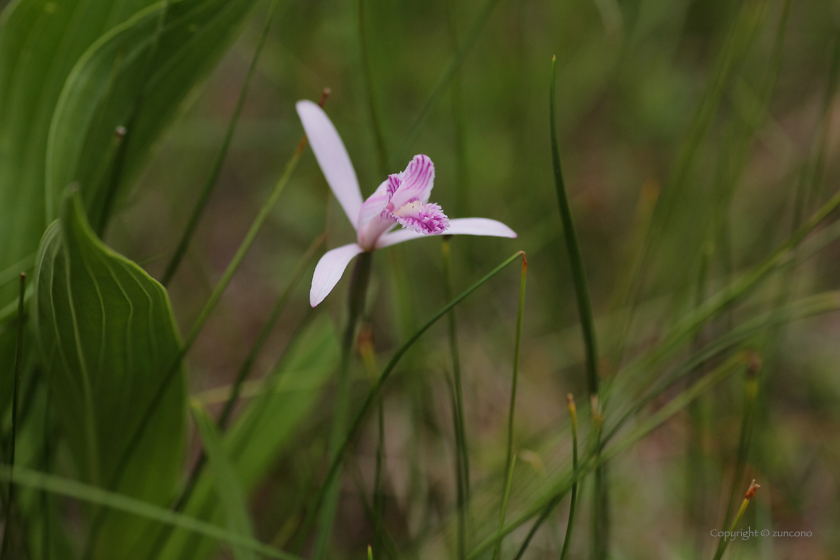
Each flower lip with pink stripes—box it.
[297,99,517,307]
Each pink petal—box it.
[393,201,449,235]
[296,100,363,228]
[390,155,435,208]
[375,217,516,249]
[310,243,364,307]
[357,179,391,228]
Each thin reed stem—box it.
[162,0,282,286]
[550,55,607,558]
[712,480,760,560]
[295,252,525,546]
[559,395,579,560]
[492,256,527,560]
[358,0,388,175]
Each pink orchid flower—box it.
[297,100,517,307]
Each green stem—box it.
[467,353,750,560]
[559,395,579,560]
[550,55,606,558]
[297,252,525,547]
[444,0,470,216]
[358,0,389,175]
[312,252,373,560]
[712,481,760,560]
[162,0,282,286]
[397,0,504,165]
[721,364,760,530]
[492,257,527,560]
[0,273,26,560]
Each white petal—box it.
[296,100,363,228]
[445,218,517,238]
[310,243,365,307]
[375,217,516,248]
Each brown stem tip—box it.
[318,88,332,107]
[745,480,760,500]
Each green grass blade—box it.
[0,466,301,560]
[491,256,527,560]
[550,54,607,558]
[191,401,257,560]
[161,0,281,285]
[396,0,504,164]
[358,0,389,175]
[297,251,525,546]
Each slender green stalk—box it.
[441,236,470,560]
[0,273,26,560]
[491,455,517,560]
[446,376,467,560]
[313,252,373,560]
[491,255,527,560]
[96,0,173,236]
[172,232,325,514]
[87,89,331,556]
[295,252,525,546]
[721,361,760,530]
[550,55,607,558]
[512,394,580,560]
[559,395,579,560]
[162,0,282,286]
[358,0,388,175]
[444,0,470,216]
[712,480,760,560]
[397,0,504,164]
[373,399,386,560]
[467,353,751,560]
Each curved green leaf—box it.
[191,400,257,560]
[46,0,262,233]
[32,189,187,559]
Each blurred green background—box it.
[3,0,840,558]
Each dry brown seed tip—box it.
[745,480,760,500]
[747,352,762,377]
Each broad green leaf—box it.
[32,189,186,559]
[159,315,339,560]
[46,0,262,234]
[191,400,257,560]
[0,0,157,426]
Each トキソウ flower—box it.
[297,100,517,307]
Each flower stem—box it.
[712,480,760,560]
[313,252,373,560]
[550,55,607,558]
[296,252,525,548]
